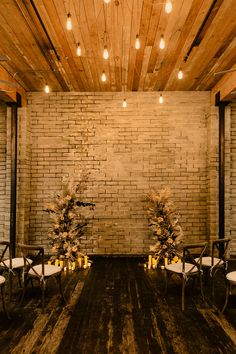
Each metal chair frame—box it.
[0,275,9,318]
[221,271,236,314]
[165,242,208,310]
[0,241,22,299]
[18,243,66,313]
[202,238,231,301]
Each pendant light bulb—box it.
[104,0,110,3]
[178,68,183,80]
[66,13,72,30]
[159,93,163,104]
[122,98,127,108]
[135,35,141,50]
[103,45,109,60]
[44,84,50,94]
[76,43,81,57]
[159,35,165,50]
[165,0,172,14]
[101,71,107,82]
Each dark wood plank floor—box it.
[1,258,236,353]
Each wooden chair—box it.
[165,242,208,310]
[221,271,236,313]
[0,241,33,298]
[195,238,231,300]
[18,244,65,312]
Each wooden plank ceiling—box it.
[0,0,235,96]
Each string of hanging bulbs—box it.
[45,0,182,106]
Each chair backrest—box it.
[18,243,45,278]
[182,242,208,274]
[212,238,231,265]
[0,241,12,268]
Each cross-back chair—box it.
[0,241,33,299]
[195,238,231,300]
[18,244,65,312]
[221,270,236,313]
[165,242,208,310]
[0,275,9,318]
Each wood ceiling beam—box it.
[14,0,71,91]
[0,65,26,106]
[211,64,236,104]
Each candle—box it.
[72,261,76,270]
[77,256,82,268]
[48,260,51,265]
[148,255,152,269]
[64,266,67,272]
[164,258,168,267]
[84,255,88,267]
[152,258,157,269]
[60,260,64,268]
[88,262,91,268]
[55,259,59,267]
[161,265,165,270]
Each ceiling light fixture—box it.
[159,93,163,104]
[66,13,72,30]
[104,0,111,3]
[101,71,107,82]
[76,43,81,57]
[135,35,141,50]
[178,68,183,80]
[165,0,172,14]
[103,45,109,60]
[122,98,127,108]
[159,35,165,50]
[44,84,50,93]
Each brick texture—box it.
[26,92,210,255]
[229,102,236,254]
[0,104,10,241]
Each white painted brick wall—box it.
[27,92,210,255]
[0,104,10,241]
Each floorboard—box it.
[58,258,236,354]
[0,258,236,353]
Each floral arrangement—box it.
[146,187,183,264]
[44,173,95,262]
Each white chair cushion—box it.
[194,256,224,267]
[0,257,33,269]
[0,275,5,285]
[226,271,236,285]
[28,264,61,277]
[165,262,198,274]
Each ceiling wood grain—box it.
[0,0,235,96]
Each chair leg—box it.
[9,271,13,300]
[56,274,66,303]
[221,281,230,314]
[199,273,205,301]
[1,284,10,319]
[17,270,22,288]
[20,275,30,306]
[41,281,46,313]
[182,278,186,311]
[211,269,218,302]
